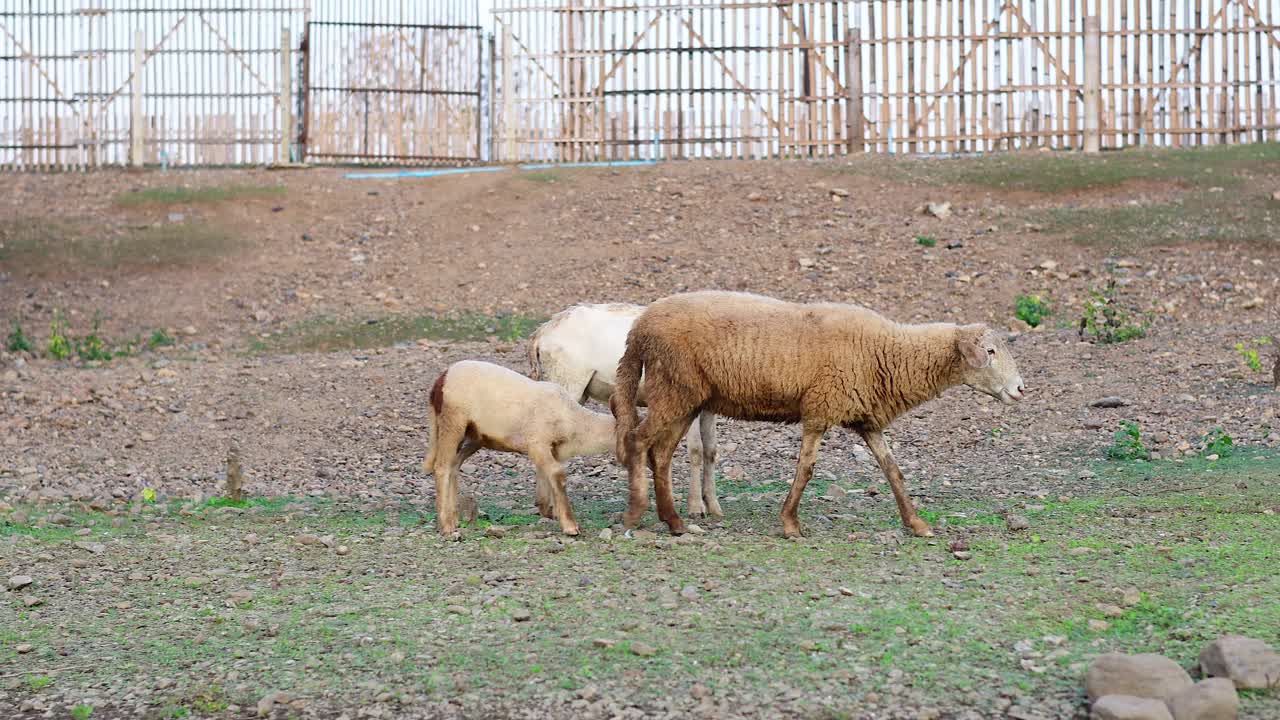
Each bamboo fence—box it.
[491,0,1280,161]
[5,1,1280,170]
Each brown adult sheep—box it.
[611,291,1026,538]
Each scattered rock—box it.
[1006,514,1030,531]
[631,642,657,657]
[824,484,848,501]
[829,188,849,198]
[1167,678,1239,720]
[446,605,468,615]
[139,431,158,442]
[1122,588,1143,607]
[511,607,532,622]
[484,526,508,539]
[592,638,616,649]
[335,545,350,556]
[257,691,290,717]
[1092,396,1130,408]
[1199,636,1280,690]
[22,596,43,608]
[8,575,33,590]
[923,201,952,219]
[15,643,34,654]
[1086,653,1194,702]
[952,550,972,561]
[1098,603,1127,618]
[1240,297,1264,310]
[1090,619,1113,632]
[680,585,700,601]
[74,541,106,555]
[686,524,706,535]
[598,528,613,542]
[458,495,479,524]
[1091,695,1174,720]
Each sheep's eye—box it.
[986,348,996,356]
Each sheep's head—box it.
[956,325,1024,405]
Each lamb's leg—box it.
[531,450,578,536]
[622,421,654,529]
[685,423,707,518]
[534,474,556,519]
[780,422,826,539]
[432,423,466,539]
[858,429,933,537]
[698,412,723,518]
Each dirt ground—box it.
[1,147,1278,719]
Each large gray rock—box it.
[1086,653,1193,702]
[1091,695,1174,720]
[1167,678,1239,720]
[1198,636,1280,690]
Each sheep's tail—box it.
[611,337,644,465]
[526,321,546,380]
[421,369,448,476]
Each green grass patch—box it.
[250,312,545,354]
[1037,192,1278,248]
[0,217,244,274]
[114,184,285,207]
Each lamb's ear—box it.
[957,325,990,369]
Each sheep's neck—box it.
[563,409,616,459]
[863,324,964,428]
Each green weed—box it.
[71,705,94,720]
[1107,421,1151,461]
[46,310,71,360]
[148,328,176,349]
[6,321,32,352]
[1014,294,1051,328]
[914,236,937,248]
[75,315,113,362]
[1203,428,1235,458]
[1080,280,1148,344]
[27,675,52,691]
[1234,337,1272,374]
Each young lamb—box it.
[611,291,1026,538]
[527,303,722,518]
[422,360,615,537]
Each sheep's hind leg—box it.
[649,418,692,536]
[858,429,933,537]
[685,422,707,518]
[780,421,827,539]
[432,422,467,539]
[698,412,723,518]
[531,449,578,536]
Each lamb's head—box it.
[955,325,1024,405]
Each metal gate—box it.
[302,17,483,164]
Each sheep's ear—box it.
[957,326,990,369]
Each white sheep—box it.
[613,291,1026,538]
[422,360,615,537]
[528,303,722,518]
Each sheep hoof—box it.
[705,501,724,519]
[446,530,463,542]
[667,521,687,536]
[562,525,580,537]
[907,518,934,538]
[621,510,645,529]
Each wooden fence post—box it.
[845,27,863,153]
[1083,16,1101,153]
[502,24,515,161]
[279,27,293,163]
[131,30,144,167]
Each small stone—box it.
[631,530,656,541]
[686,524,705,535]
[446,605,468,615]
[680,585,699,601]
[1091,695,1174,720]
[1166,677,1239,720]
[1098,603,1127,618]
[511,607,531,622]
[1086,653,1194,702]
[15,643,33,654]
[7,575,33,590]
[257,691,289,717]
[952,550,972,560]
[824,484,848,501]
[22,596,43,608]
[1240,297,1264,310]
[1006,514,1030,531]
[829,188,849,198]
[74,541,106,555]
[74,528,92,537]
[798,257,816,269]
[1069,547,1094,556]
[183,325,198,336]
[1199,636,1280,690]
[1122,588,1142,607]
[923,201,952,219]
[631,642,657,657]
[228,590,254,606]
[1091,396,1129,408]
[592,638,616,649]
[335,545,350,556]
[1089,619,1113,632]
[598,528,613,541]
[484,526,508,539]
[139,431,157,442]
[296,533,325,546]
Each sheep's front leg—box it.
[780,422,826,539]
[534,472,556,519]
[531,450,578,536]
[858,429,932,537]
